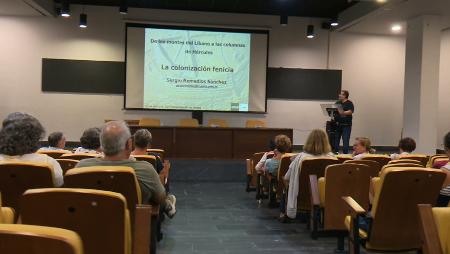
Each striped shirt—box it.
[441,163,450,196]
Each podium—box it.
[321,104,339,151]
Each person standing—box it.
[334,90,354,154]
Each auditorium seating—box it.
[336,154,353,163]
[0,193,14,224]
[344,160,382,175]
[207,119,228,127]
[246,152,266,192]
[20,188,144,254]
[399,154,429,167]
[147,149,165,161]
[294,157,339,212]
[360,154,391,167]
[245,119,266,128]
[388,159,423,167]
[63,167,154,254]
[309,164,371,248]
[133,155,157,168]
[139,118,161,127]
[418,204,450,254]
[0,162,54,220]
[0,224,83,254]
[343,168,446,253]
[37,149,72,159]
[178,118,199,127]
[60,153,99,161]
[428,155,449,168]
[56,159,79,175]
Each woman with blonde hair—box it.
[352,137,375,160]
[281,129,335,220]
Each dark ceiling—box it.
[65,0,356,18]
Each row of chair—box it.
[38,149,165,160]
[246,151,449,253]
[136,118,266,128]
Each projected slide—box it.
[143,28,251,111]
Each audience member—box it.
[75,121,176,217]
[390,137,416,160]
[263,135,292,176]
[255,139,276,173]
[0,112,63,186]
[352,137,375,160]
[131,129,163,173]
[39,131,67,151]
[282,129,334,220]
[437,132,450,207]
[75,127,102,154]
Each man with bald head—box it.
[75,121,173,213]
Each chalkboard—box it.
[267,68,342,100]
[42,58,125,94]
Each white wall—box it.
[0,5,408,145]
[438,30,450,148]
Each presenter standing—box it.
[334,90,354,154]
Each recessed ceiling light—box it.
[391,24,402,32]
[376,0,387,3]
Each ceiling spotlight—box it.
[280,15,288,26]
[307,25,315,39]
[330,18,339,27]
[79,13,87,28]
[60,1,70,17]
[391,24,402,32]
[119,1,128,14]
[376,0,387,3]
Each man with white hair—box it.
[76,121,176,216]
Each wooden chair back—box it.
[138,118,161,127]
[147,149,165,161]
[297,157,339,211]
[380,163,425,175]
[399,155,429,167]
[361,155,391,167]
[389,159,423,166]
[37,150,71,159]
[207,119,228,128]
[323,164,371,230]
[418,204,450,254]
[60,153,99,161]
[64,167,141,224]
[368,168,446,250]
[336,154,353,163]
[178,118,199,127]
[133,155,157,168]
[428,155,449,168]
[56,159,79,175]
[245,119,266,128]
[21,188,130,254]
[0,224,83,254]
[0,162,54,218]
[344,160,381,176]
[275,153,296,196]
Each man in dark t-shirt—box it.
[333,90,354,154]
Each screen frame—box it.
[124,22,269,114]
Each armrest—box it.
[246,159,253,175]
[342,196,366,218]
[309,175,320,207]
[418,204,443,254]
[369,180,374,205]
[133,205,152,254]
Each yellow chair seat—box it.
[0,207,15,224]
[318,177,325,207]
[344,215,368,239]
[432,208,450,254]
[371,177,381,199]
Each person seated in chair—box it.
[352,137,375,160]
[39,131,67,151]
[281,129,335,220]
[131,129,163,173]
[0,112,63,186]
[262,135,292,176]
[75,121,176,217]
[437,132,450,207]
[74,127,102,154]
[390,137,416,160]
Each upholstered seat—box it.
[0,224,83,254]
[56,159,79,175]
[418,205,450,254]
[207,119,228,127]
[20,188,134,254]
[343,167,446,253]
[178,118,199,127]
[398,154,429,166]
[310,164,371,248]
[133,155,157,168]
[245,119,266,128]
[60,153,99,161]
[138,118,161,127]
[37,149,72,159]
[0,193,14,224]
[360,155,391,167]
